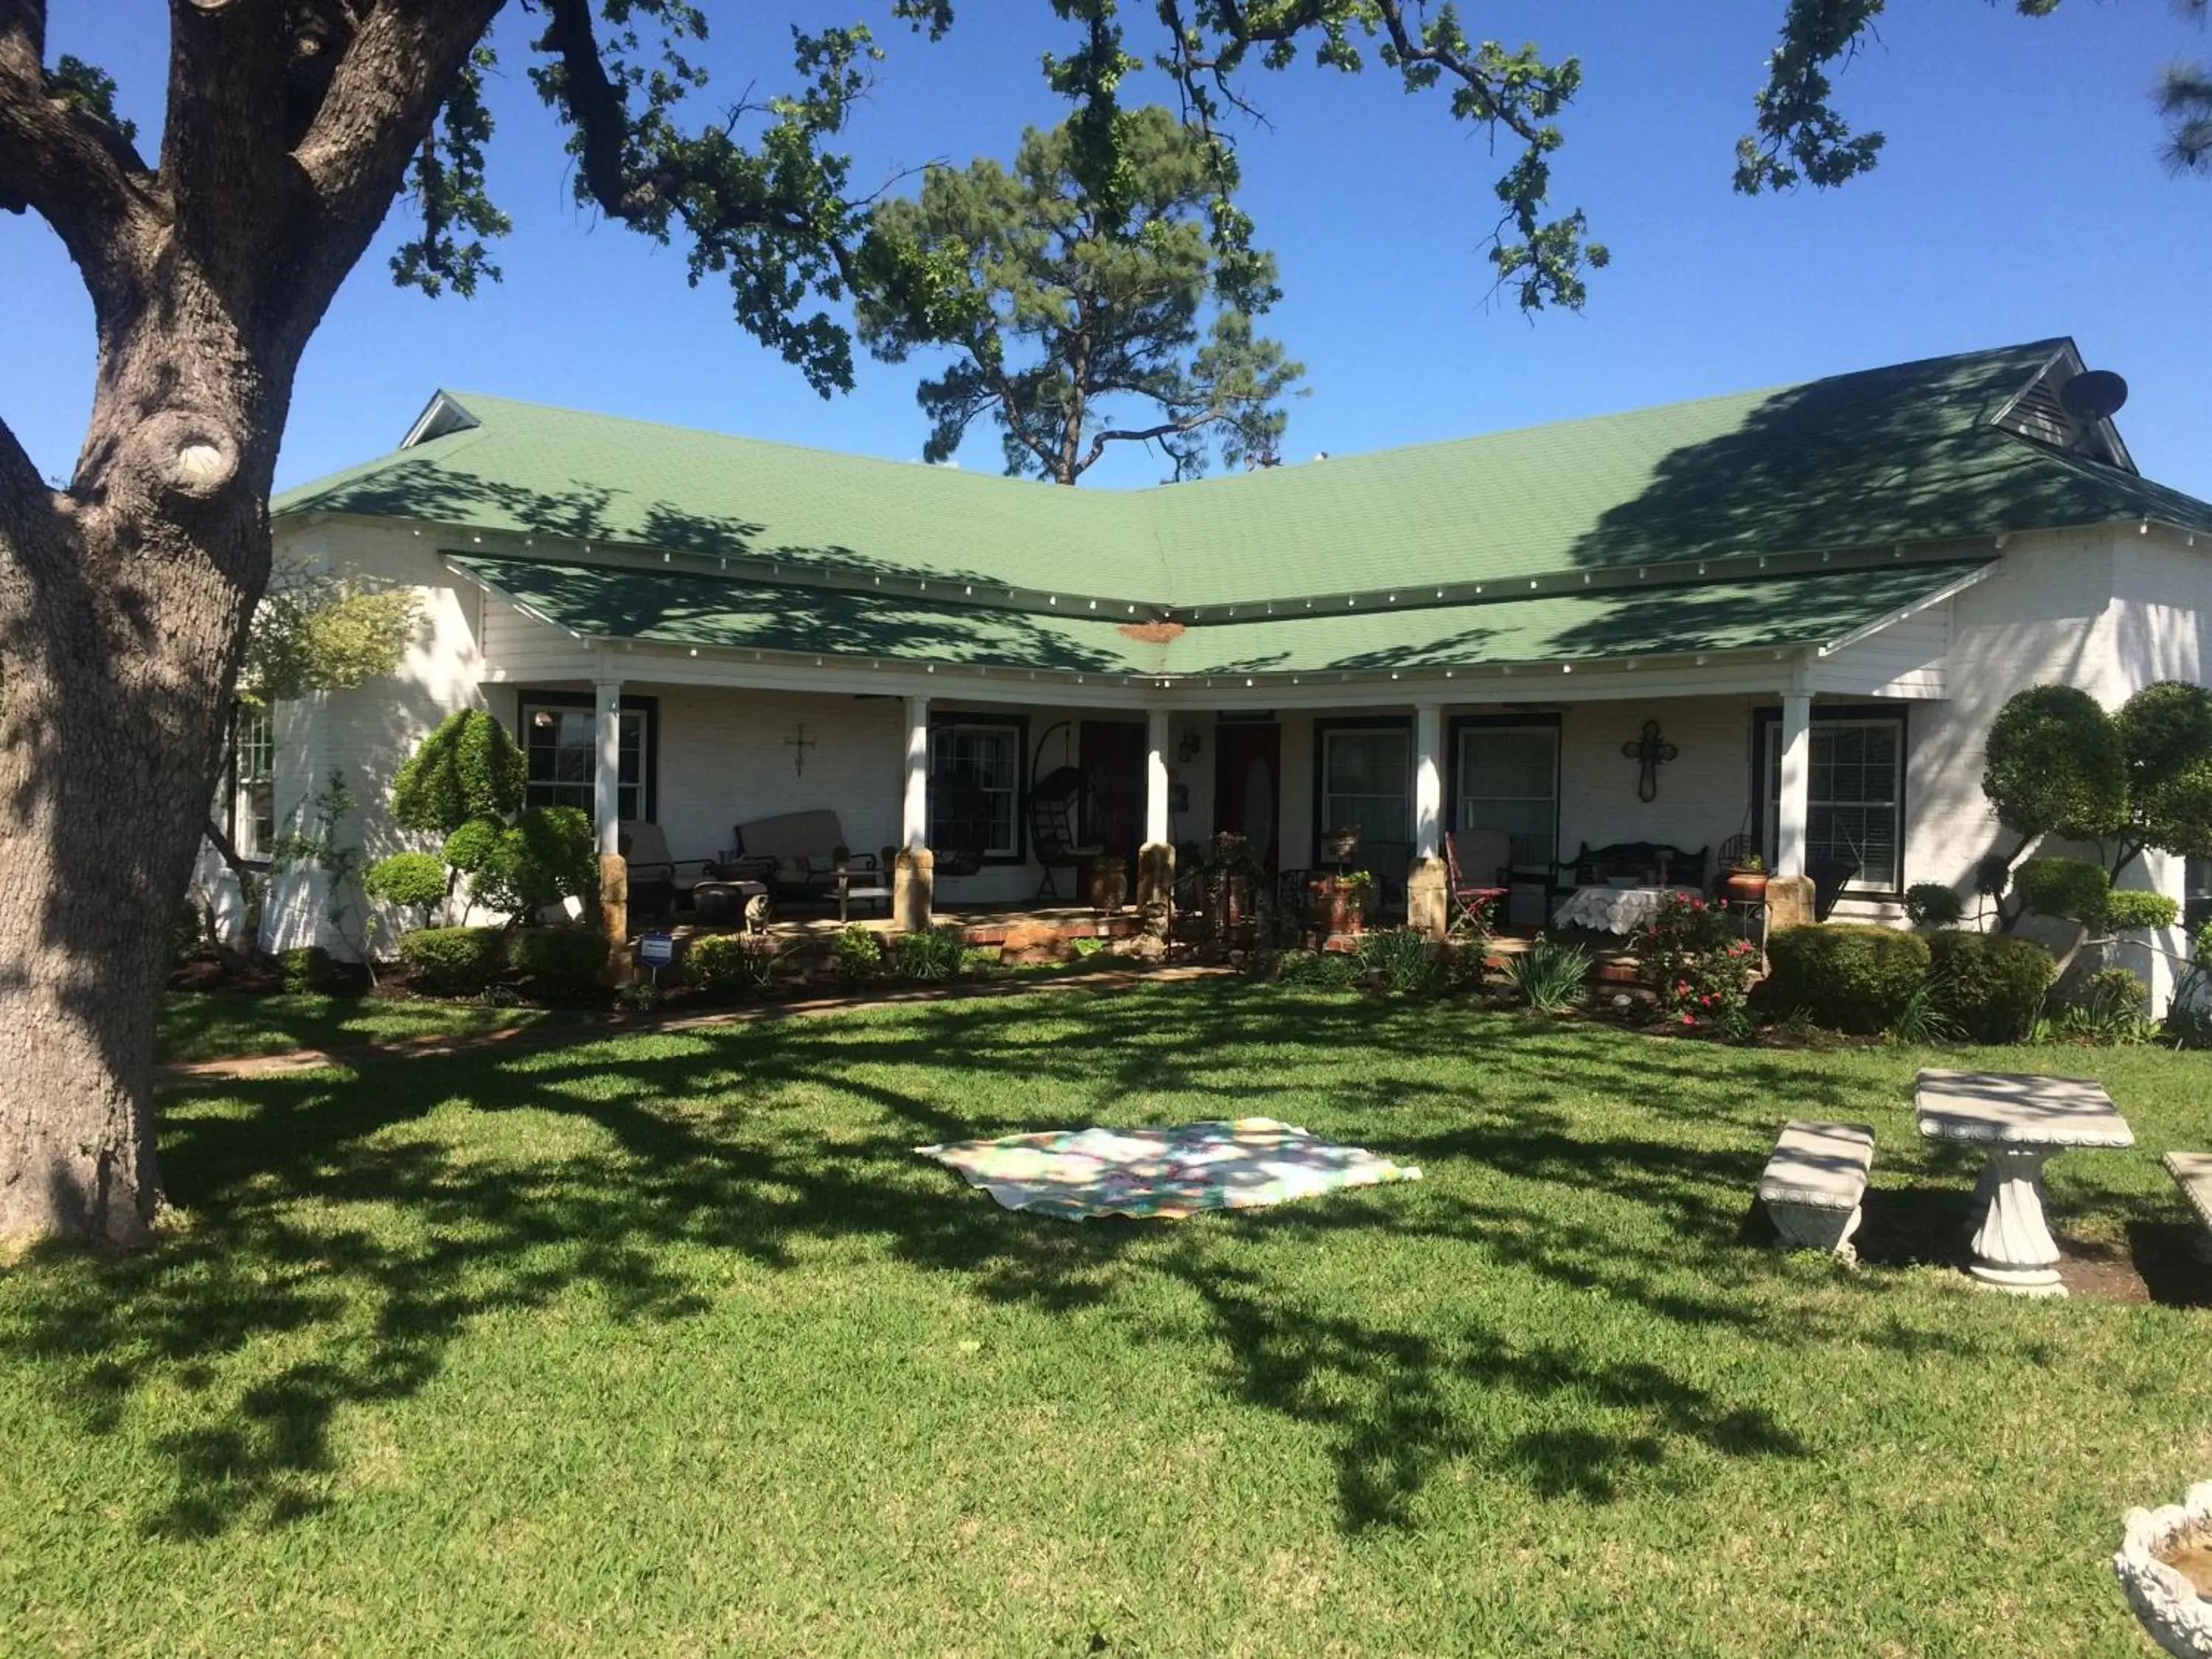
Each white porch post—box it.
[1408,700,1448,939]
[894,695,933,930]
[1776,691,1812,880]
[592,675,628,975]
[1138,706,1175,914]
[1413,702,1443,860]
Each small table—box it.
[1549,883,1700,936]
[1915,1069,2135,1296]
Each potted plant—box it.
[1088,855,1128,916]
[1723,852,1768,905]
[1309,869,1374,939]
[1322,825,1362,866]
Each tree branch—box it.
[0,3,160,315]
[1079,414,1206,478]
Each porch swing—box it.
[1025,721,1102,900]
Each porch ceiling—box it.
[451,551,1990,684]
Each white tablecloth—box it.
[1550,884,1700,935]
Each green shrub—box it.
[887,925,967,983]
[686,933,782,995]
[1503,937,1591,1015]
[364,850,448,920]
[1764,924,1931,1034]
[2102,888,2181,933]
[508,928,608,998]
[445,807,597,918]
[1902,883,1965,929]
[277,944,337,993]
[832,925,883,983]
[398,925,508,995]
[1276,949,1360,989]
[960,945,1004,976]
[1924,932,2054,1043]
[2014,858,2111,926]
[391,709,525,835]
[1356,927,1442,995]
[2042,964,2154,1046]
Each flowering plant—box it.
[1640,891,1758,1037]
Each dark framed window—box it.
[517,692,658,823]
[1449,713,1561,869]
[226,702,276,858]
[1755,704,1907,894]
[1313,717,1412,855]
[931,714,1026,862]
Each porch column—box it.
[1137,706,1175,914]
[593,675,629,977]
[1408,700,1447,940]
[1775,692,1812,879]
[894,694,933,931]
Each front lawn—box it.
[156,990,577,1064]
[10,984,2211,1655]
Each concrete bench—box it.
[1759,1120,1877,1262]
[2165,1152,2212,1262]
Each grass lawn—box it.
[156,990,580,1064]
[10,982,2211,1655]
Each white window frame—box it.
[930,718,1024,862]
[521,698,649,823]
[1453,722,1559,869]
[1318,723,1412,849]
[1763,712,1906,894]
[232,703,276,859]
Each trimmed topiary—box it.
[2014,857,2112,927]
[1925,932,2054,1043]
[2102,888,2182,933]
[364,849,449,922]
[1764,924,1931,1034]
[398,925,508,995]
[508,928,608,998]
[390,709,525,836]
[1902,882,1965,929]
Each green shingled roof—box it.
[277,339,2212,620]
[450,552,1992,678]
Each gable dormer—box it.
[1992,343,2136,473]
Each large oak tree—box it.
[0,0,1609,1247]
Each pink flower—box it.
[1680,1012,1696,1025]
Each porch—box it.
[498,670,1908,947]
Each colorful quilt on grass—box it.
[917,1118,1422,1220]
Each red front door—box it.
[1214,723,1281,874]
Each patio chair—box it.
[618,820,716,922]
[1444,830,1512,934]
[1028,765,1102,900]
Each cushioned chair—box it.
[618,821,716,922]
[728,809,872,900]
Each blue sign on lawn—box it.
[638,932,675,968]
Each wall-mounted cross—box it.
[1621,719,1679,802]
[785,721,818,776]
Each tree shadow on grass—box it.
[1,984,2034,1540]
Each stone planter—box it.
[2115,1481,2212,1656]
[1088,860,1127,915]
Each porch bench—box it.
[2164,1152,2212,1262]
[1759,1120,1876,1263]
[728,810,875,900]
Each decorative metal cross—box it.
[1621,719,1678,802]
[785,721,818,776]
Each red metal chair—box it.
[1444,830,1512,936]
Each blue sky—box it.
[7,0,2212,497]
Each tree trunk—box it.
[0,307,279,1248]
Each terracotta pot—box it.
[1308,877,1368,938]
[1724,871,1770,904]
[1088,863,1127,914]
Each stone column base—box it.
[597,852,632,984]
[894,848,935,932]
[1136,841,1176,912]
[1764,873,1815,936]
[1406,855,1447,941]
